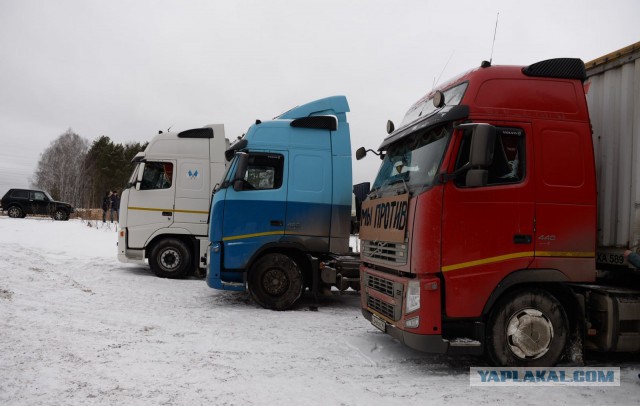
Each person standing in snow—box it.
[101,191,111,222]
[110,190,120,223]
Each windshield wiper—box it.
[388,177,409,194]
[370,176,409,198]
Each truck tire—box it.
[248,253,303,310]
[149,238,191,279]
[486,289,568,367]
[7,206,24,218]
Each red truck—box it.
[357,42,640,367]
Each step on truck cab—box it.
[206,96,360,310]
[358,49,640,367]
[118,125,229,278]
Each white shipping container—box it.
[585,42,640,262]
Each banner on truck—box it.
[359,193,409,243]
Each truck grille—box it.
[364,273,403,321]
[367,274,394,296]
[362,240,408,265]
[367,296,395,320]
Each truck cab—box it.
[206,96,357,310]
[118,125,229,278]
[359,59,605,366]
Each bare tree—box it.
[33,129,89,207]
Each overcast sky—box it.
[0,0,638,198]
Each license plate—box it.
[371,314,386,332]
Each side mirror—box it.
[233,152,249,192]
[356,147,384,161]
[469,124,496,167]
[443,123,496,187]
[454,123,495,167]
[466,169,488,187]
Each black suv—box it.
[0,188,75,220]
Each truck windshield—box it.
[372,123,452,192]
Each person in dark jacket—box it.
[110,190,120,223]
[102,191,111,222]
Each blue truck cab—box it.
[206,96,359,310]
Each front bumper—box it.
[361,308,449,353]
[117,229,145,264]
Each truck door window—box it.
[238,153,284,191]
[455,127,525,187]
[140,162,173,190]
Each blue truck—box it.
[206,96,361,310]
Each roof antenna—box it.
[433,51,455,89]
[486,12,500,67]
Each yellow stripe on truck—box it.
[222,230,285,241]
[441,251,594,272]
[127,206,209,215]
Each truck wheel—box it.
[486,289,568,367]
[8,206,24,218]
[248,253,303,310]
[149,238,191,279]
[53,209,68,221]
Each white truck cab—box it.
[118,124,229,278]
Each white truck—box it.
[117,125,229,278]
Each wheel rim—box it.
[262,267,289,296]
[159,249,181,270]
[55,211,64,220]
[8,207,20,218]
[505,308,554,359]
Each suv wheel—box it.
[7,206,24,218]
[53,209,68,221]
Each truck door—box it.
[126,160,176,248]
[532,121,597,274]
[441,125,535,318]
[173,159,210,234]
[286,148,333,249]
[221,152,288,270]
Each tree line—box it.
[32,129,147,208]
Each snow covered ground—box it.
[0,217,638,405]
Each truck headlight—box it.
[405,280,420,314]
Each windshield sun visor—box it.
[379,105,469,151]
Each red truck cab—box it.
[358,58,598,366]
